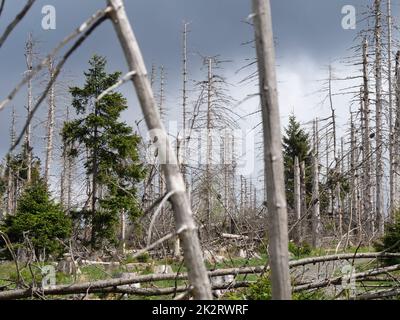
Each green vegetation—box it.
[283,114,311,208]
[1,179,72,258]
[62,55,146,248]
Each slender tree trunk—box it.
[294,156,301,244]
[44,60,55,185]
[387,0,395,221]
[350,112,359,240]
[362,38,373,239]
[393,51,400,213]
[252,0,291,300]
[107,0,212,299]
[6,107,16,215]
[120,210,126,254]
[25,33,33,184]
[206,57,213,227]
[312,119,321,247]
[374,0,384,236]
[300,160,307,236]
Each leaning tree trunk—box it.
[107,0,212,300]
[252,0,292,300]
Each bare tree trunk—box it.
[107,0,212,299]
[206,57,213,227]
[44,60,55,184]
[181,22,189,184]
[252,0,291,300]
[362,38,373,239]
[394,51,400,213]
[294,156,301,244]
[387,0,395,221]
[312,119,321,247]
[300,160,307,236]
[120,210,126,254]
[230,135,236,234]
[374,0,384,236]
[25,33,33,183]
[350,112,359,240]
[6,107,16,215]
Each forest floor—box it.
[0,246,397,300]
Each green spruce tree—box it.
[1,178,71,258]
[283,114,312,208]
[62,55,145,248]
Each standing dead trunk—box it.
[107,0,212,299]
[24,33,33,183]
[252,0,292,300]
[300,160,307,235]
[312,119,321,247]
[362,38,373,239]
[120,211,126,254]
[44,60,55,184]
[294,156,301,244]
[374,0,384,236]
[206,57,213,227]
[387,0,395,221]
[393,51,400,213]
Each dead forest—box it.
[1,0,400,301]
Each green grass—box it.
[0,246,392,300]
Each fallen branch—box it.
[289,252,400,268]
[356,287,400,300]
[293,264,400,292]
[1,252,399,299]
[0,266,263,299]
[221,233,250,240]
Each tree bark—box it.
[44,60,55,185]
[252,0,292,300]
[294,156,301,243]
[374,0,384,236]
[107,0,212,300]
[311,120,321,247]
[362,38,373,239]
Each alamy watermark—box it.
[41,5,56,30]
[342,5,356,30]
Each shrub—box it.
[289,241,312,258]
[0,179,72,258]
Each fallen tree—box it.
[293,264,400,292]
[1,252,399,299]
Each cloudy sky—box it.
[0,0,389,183]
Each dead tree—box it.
[393,51,400,212]
[374,0,384,236]
[107,0,212,299]
[387,0,395,220]
[294,156,301,243]
[252,0,291,300]
[362,38,373,239]
[24,33,34,183]
[311,119,321,247]
[44,60,55,184]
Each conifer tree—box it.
[1,178,71,257]
[283,114,311,208]
[62,55,146,248]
